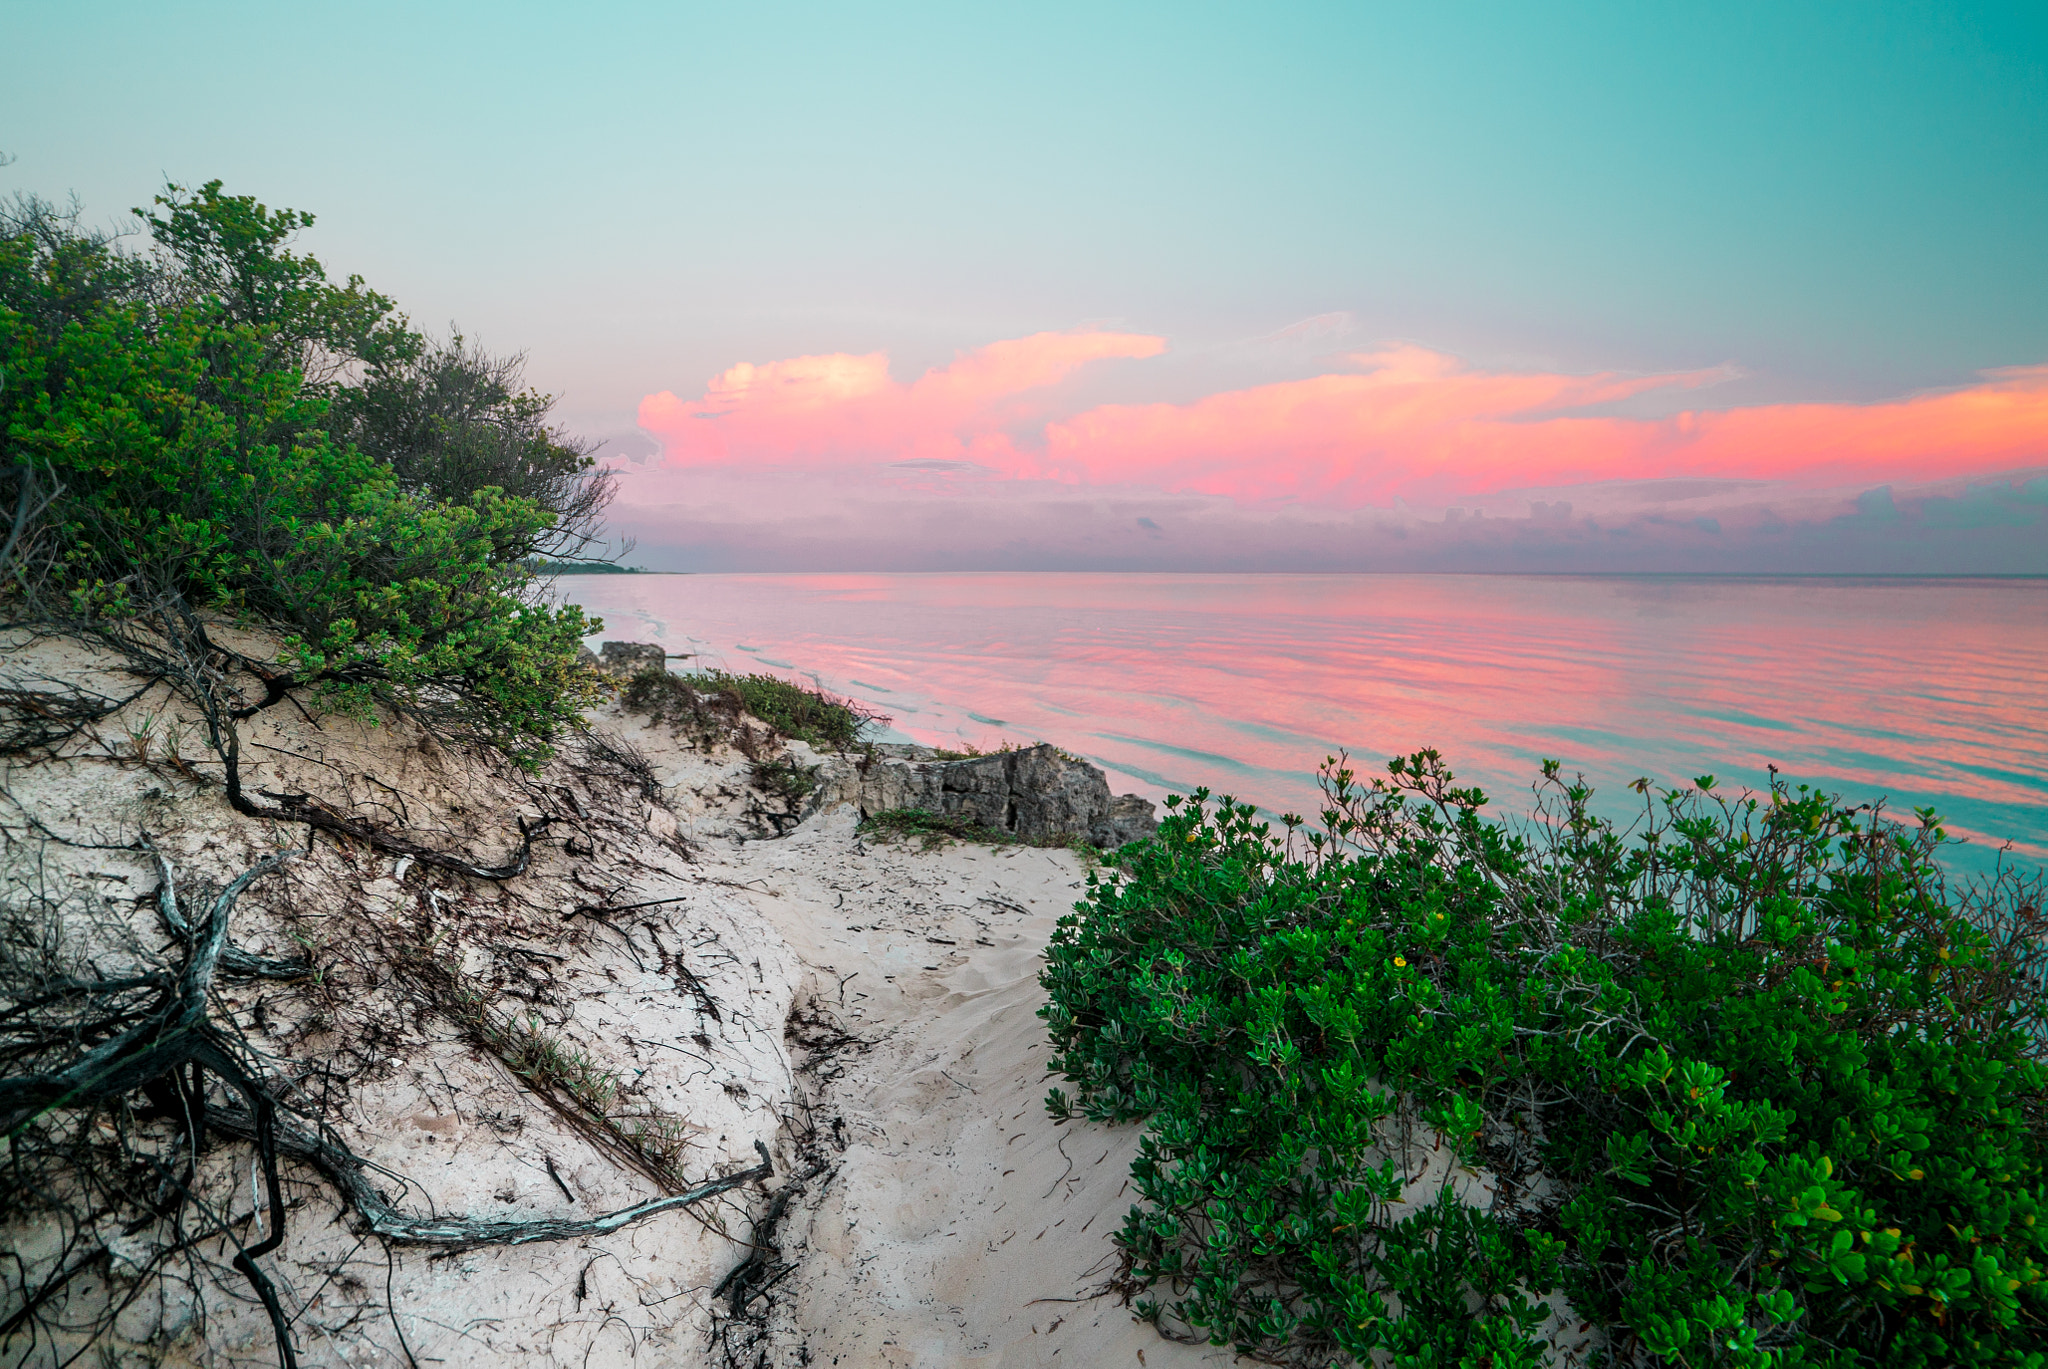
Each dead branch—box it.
[211,1112,772,1250]
[712,1185,796,1316]
[232,779,554,882]
[0,676,159,759]
[0,461,62,587]
[0,851,294,1130]
[143,838,311,981]
[1,850,302,1365]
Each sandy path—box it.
[722,809,1235,1368]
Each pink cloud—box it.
[1037,351,2048,503]
[638,329,1166,468]
[638,335,2048,504]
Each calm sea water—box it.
[563,574,2048,877]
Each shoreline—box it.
[557,574,2048,879]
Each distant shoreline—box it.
[530,560,656,575]
[559,567,2047,580]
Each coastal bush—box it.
[926,738,1090,766]
[0,181,603,765]
[1041,752,2048,1367]
[623,665,884,754]
[327,332,617,563]
[751,755,821,803]
[690,670,882,751]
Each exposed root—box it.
[0,674,159,759]
[0,847,773,1367]
[233,778,556,882]
[213,1109,772,1249]
[391,943,702,1194]
[1,851,307,1365]
[706,992,872,1366]
[576,729,664,802]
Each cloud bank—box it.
[624,330,2048,572]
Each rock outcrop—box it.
[586,639,670,675]
[584,644,1159,848]
[809,742,1158,848]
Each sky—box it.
[7,1,2048,570]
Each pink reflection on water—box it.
[564,574,2048,869]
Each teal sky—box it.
[9,2,2045,443]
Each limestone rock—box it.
[1102,792,1160,848]
[810,743,1157,849]
[595,640,669,675]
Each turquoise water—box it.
[563,573,2048,877]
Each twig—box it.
[544,1154,577,1204]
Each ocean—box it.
[562,573,2048,877]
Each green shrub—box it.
[684,669,882,752]
[1,182,603,765]
[328,333,616,562]
[1041,751,2048,1367]
[620,666,883,758]
[750,755,820,802]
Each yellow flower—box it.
[1186,832,1199,843]
[1393,956,1407,968]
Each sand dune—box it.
[0,640,1228,1367]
